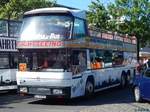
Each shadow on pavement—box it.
[28,87,135,106]
[0,91,33,108]
[0,105,14,109]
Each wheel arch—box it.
[86,75,95,86]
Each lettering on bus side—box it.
[0,38,16,50]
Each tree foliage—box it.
[108,0,150,45]
[0,0,10,7]
[88,0,150,48]
[87,0,110,30]
[0,0,56,20]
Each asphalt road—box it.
[0,87,150,112]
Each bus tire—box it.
[85,78,94,97]
[120,74,126,88]
[134,86,142,102]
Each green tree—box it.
[108,0,150,59]
[87,0,110,31]
[0,0,56,20]
[0,0,10,7]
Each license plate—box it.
[34,95,46,99]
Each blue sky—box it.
[56,0,113,10]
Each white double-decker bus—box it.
[0,19,21,91]
[17,7,137,99]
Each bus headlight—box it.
[20,87,28,93]
[52,89,63,95]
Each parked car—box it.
[133,68,150,102]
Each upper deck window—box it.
[73,18,86,39]
[20,15,73,41]
[0,20,7,36]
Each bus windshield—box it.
[20,15,73,41]
[19,49,68,72]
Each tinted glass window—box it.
[90,49,112,69]
[73,18,86,38]
[103,50,112,67]
[19,49,68,72]
[69,50,87,74]
[0,20,7,36]
[20,15,73,41]
[10,21,22,37]
[10,53,18,68]
[112,51,123,66]
[0,54,9,69]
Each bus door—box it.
[69,50,87,76]
[69,49,87,97]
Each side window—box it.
[103,50,112,67]
[112,51,123,66]
[70,50,87,74]
[73,18,86,38]
[0,20,7,36]
[90,50,104,69]
[10,53,18,69]
[90,50,113,69]
[0,54,9,69]
[144,70,150,78]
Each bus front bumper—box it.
[18,86,71,99]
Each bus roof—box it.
[24,7,86,19]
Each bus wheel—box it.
[134,86,142,102]
[120,75,126,88]
[85,79,94,97]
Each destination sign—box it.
[17,41,64,48]
[0,37,17,51]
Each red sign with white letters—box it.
[17,41,64,48]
